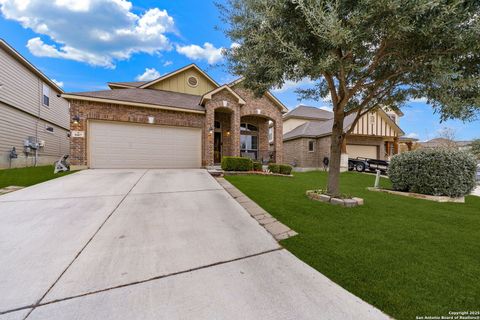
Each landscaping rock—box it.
[330,198,345,206]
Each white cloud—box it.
[405,132,419,139]
[272,78,315,93]
[1,0,175,68]
[51,78,64,87]
[176,42,223,64]
[410,97,428,103]
[135,68,160,81]
[163,60,173,67]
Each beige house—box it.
[63,64,287,169]
[283,105,405,170]
[0,39,70,169]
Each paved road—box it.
[0,169,389,320]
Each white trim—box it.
[61,94,206,114]
[139,64,219,89]
[200,85,246,105]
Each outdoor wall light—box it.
[72,115,80,124]
[208,126,214,134]
[226,130,231,136]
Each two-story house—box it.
[0,39,70,168]
[283,105,406,170]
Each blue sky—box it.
[1,0,478,141]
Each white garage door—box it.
[346,144,378,159]
[89,121,202,169]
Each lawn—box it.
[0,165,75,189]
[226,171,480,320]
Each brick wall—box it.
[69,100,205,166]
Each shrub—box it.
[388,148,477,197]
[221,157,253,171]
[268,163,280,173]
[252,161,263,171]
[279,164,293,175]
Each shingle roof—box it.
[108,81,148,88]
[283,113,358,141]
[65,88,204,112]
[283,105,333,120]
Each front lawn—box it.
[0,165,74,189]
[226,171,480,320]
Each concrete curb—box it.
[215,177,298,241]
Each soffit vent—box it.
[187,76,198,87]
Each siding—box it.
[283,118,308,134]
[149,68,216,95]
[0,102,69,168]
[351,110,398,138]
[0,48,69,129]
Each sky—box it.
[0,0,478,141]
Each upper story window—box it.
[42,83,50,107]
[45,125,54,133]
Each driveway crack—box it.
[22,169,149,320]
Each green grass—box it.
[0,165,75,189]
[226,171,480,320]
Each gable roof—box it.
[284,105,333,121]
[200,85,246,105]
[62,88,204,113]
[229,77,289,113]
[139,64,219,89]
[0,38,64,93]
[283,108,404,141]
[108,81,147,89]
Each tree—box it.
[218,0,480,196]
[436,126,458,148]
[471,139,480,159]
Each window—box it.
[268,127,274,142]
[240,122,259,159]
[45,125,54,133]
[214,120,221,129]
[308,140,315,152]
[42,83,50,107]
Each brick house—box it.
[282,105,405,171]
[62,64,288,169]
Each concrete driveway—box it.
[0,169,389,320]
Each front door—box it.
[214,132,222,163]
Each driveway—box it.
[0,169,389,320]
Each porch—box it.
[206,108,282,166]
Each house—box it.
[419,138,472,151]
[282,105,405,170]
[62,64,288,169]
[0,39,70,169]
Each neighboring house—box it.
[419,138,472,151]
[283,105,405,170]
[0,39,70,169]
[63,64,288,169]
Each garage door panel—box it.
[89,121,201,169]
[346,144,378,159]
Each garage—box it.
[88,121,202,169]
[346,144,378,159]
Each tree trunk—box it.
[327,109,346,197]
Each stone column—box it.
[204,107,215,166]
[231,108,241,157]
[274,121,283,163]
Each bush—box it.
[268,163,280,173]
[221,157,253,171]
[279,164,293,175]
[252,161,263,171]
[388,148,477,197]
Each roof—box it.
[420,138,472,148]
[0,39,64,93]
[398,136,419,142]
[63,88,204,113]
[139,64,219,89]
[200,85,246,105]
[108,81,147,88]
[283,108,405,141]
[229,77,289,113]
[283,105,333,120]
[284,113,358,141]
